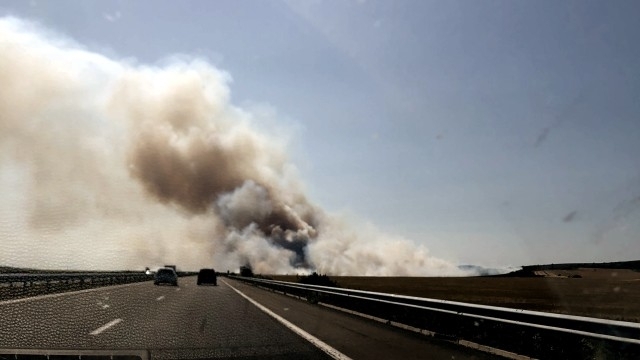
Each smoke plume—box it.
[0,17,465,275]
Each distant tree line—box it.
[298,272,338,287]
[522,260,640,272]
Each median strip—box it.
[222,279,352,360]
[0,280,150,306]
[89,318,122,335]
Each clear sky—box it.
[1,0,639,268]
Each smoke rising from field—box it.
[0,17,465,276]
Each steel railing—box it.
[0,272,152,287]
[0,271,184,300]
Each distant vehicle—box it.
[240,266,253,277]
[164,265,177,272]
[197,268,217,286]
[154,268,178,286]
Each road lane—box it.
[0,276,502,359]
[226,280,351,360]
[224,278,500,360]
[0,277,331,359]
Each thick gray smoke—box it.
[0,17,465,276]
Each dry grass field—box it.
[270,268,640,322]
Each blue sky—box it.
[2,0,639,267]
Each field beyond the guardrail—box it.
[270,269,640,322]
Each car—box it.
[197,268,217,286]
[154,268,178,286]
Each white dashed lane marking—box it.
[89,318,122,335]
[156,295,165,301]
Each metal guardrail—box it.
[0,272,160,301]
[0,271,197,286]
[0,272,153,288]
[231,276,640,359]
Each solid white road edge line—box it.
[222,279,352,360]
[89,318,122,335]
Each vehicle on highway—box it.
[197,268,217,286]
[154,268,178,286]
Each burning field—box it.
[0,17,465,276]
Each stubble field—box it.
[271,268,640,322]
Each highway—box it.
[0,276,497,359]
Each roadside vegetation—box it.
[297,272,339,287]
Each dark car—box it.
[154,268,178,286]
[197,268,217,286]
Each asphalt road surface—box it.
[0,276,498,360]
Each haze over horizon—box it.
[0,1,639,273]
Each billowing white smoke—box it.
[0,17,465,275]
